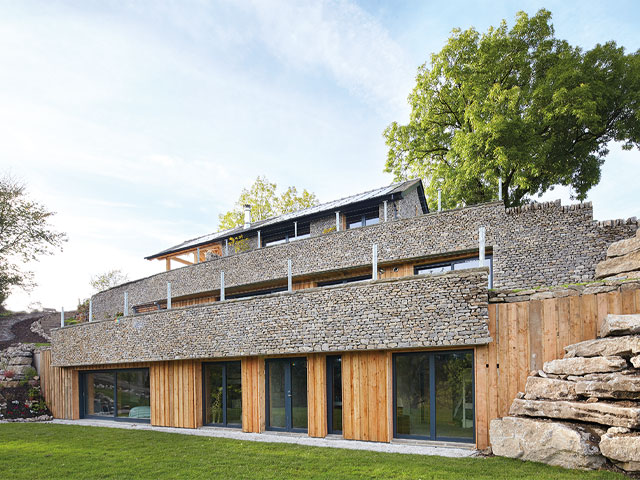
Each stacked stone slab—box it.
[596,228,640,280]
[490,314,640,472]
[0,343,36,380]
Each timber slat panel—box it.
[478,286,640,449]
[307,353,327,438]
[241,356,264,433]
[342,351,389,442]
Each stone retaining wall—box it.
[91,200,637,322]
[52,269,491,367]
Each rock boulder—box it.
[574,373,640,399]
[509,398,640,429]
[601,314,640,337]
[599,431,640,473]
[523,376,578,401]
[595,250,640,279]
[564,335,640,358]
[543,356,627,376]
[607,234,640,258]
[490,417,606,470]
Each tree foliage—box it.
[0,176,67,308]
[384,9,640,208]
[90,269,129,293]
[218,176,319,230]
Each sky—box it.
[1,0,639,311]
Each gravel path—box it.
[51,419,478,457]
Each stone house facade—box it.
[48,179,638,447]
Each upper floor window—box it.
[317,275,371,287]
[346,207,379,230]
[415,255,493,288]
[262,222,310,247]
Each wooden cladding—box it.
[307,354,327,438]
[150,360,202,429]
[475,288,640,450]
[40,349,78,420]
[241,356,265,433]
[342,351,390,442]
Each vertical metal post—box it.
[225,239,229,256]
[258,230,261,248]
[167,282,172,310]
[287,259,292,292]
[220,271,225,301]
[89,299,93,322]
[372,244,378,280]
[124,292,128,316]
[479,227,486,266]
[197,247,200,263]
[60,307,64,327]
[498,178,503,201]
[383,200,388,222]
[335,211,340,231]
[294,221,298,238]
[438,189,442,212]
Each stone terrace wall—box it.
[52,270,491,367]
[91,200,637,321]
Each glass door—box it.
[393,350,474,442]
[266,358,308,432]
[326,356,342,434]
[203,361,242,427]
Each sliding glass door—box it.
[393,350,473,442]
[266,358,308,432]
[80,369,150,421]
[203,361,242,427]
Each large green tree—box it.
[0,176,67,309]
[218,176,319,230]
[384,9,640,208]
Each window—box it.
[317,275,370,287]
[345,207,379,229]
[203,362,242,427]
[80,369,150,422]
[262,222,310,247]
[393,351,473,442]
[225,286,287,300]
[415,255,493,288]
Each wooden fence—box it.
[475,286,640,449]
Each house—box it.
[44,179,639,449]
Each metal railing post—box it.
[220,271,225,301]
[479,227,486,266]
[89,299,93,322]
[124,292,128,316]
[372,244,378,280]
[287,259,292,292]
[258,230,261,248]
[383,200,388,222]
[60,307,64,327]
[167,282,172,310]
[498,178,503,201]
[438,189,442,212]
[335,211,340,232]
[197,247,200,263]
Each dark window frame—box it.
[317,275,371,287]
[414,255,493,288]
[326,355,342,435]
[392,350,475,443]
[345,208,379,230]
[262,222,310,247]
[202,361,242,428]
[79,368,151,423]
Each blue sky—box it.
[2,0,639,311]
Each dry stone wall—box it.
[92,200,637,322]
[52,270,490,367]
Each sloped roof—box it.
[146,178,424,260]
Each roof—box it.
[146,179,426,260]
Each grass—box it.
[0,423,625,480]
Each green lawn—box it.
[0,423,624,480]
